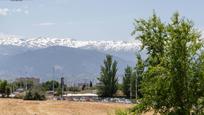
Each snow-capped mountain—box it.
[0,35,141,52]
[0,35,142,81]
[0,46,132,81]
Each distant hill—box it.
[0,37,141,82]
[0,46,133,82]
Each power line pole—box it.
[61,76,64,98]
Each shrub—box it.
[23,86,46,100]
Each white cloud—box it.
[0,8,29,16]
[35,22,56,26]
[13,8,29,15]
[0,8,9,16]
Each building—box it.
[15,77,40,85]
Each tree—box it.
[24,90,33,100]
[42,80,59,91]
[130,72,136,98]
[24,85,46,100]
[122,66,132,98]
[123,54,144,99]
[131,12,204,114]
[0,80,8,97]
[5,85,11,97]
[134,53,144,98]
[97,55,118,97]
[132,11,167,66]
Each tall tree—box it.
[131,12,204,115]
[132,12,167,66]
[134,53,144,98]
[122,66,132,98]
[130,53,145,99]
[167,13,203,114]
[130,72,136,98]
[97,55,118,97]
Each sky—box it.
[0,0,203,41]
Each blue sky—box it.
[0,0,203,41]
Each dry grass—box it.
[0,98,133,115]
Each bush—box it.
[24,90,46,100]
[68,86,80,92]
[24,86,46,100]
[115,109,133,115]
[24,91,33,100]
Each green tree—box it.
[24,90,33,100]
[42,80,59,91]
[5,85,11,97]
[0,80,8,97]
[97,55,118,97]
[130,72,136,98]
[132,12,167,66]
[134,53,144,98]
[56,87,62,96]
[131,12,204,115]
[122,66,132,98]
[128,54,145,99]
[24,85,46,100]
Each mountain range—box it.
[0,36,141,83]
[0,35,141,51]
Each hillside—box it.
[0,46,133,81]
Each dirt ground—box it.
[0,98,133,115]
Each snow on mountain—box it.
[0,35,141,51]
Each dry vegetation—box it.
[0,99,132,115]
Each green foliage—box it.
[42,80,59,91]
[115,109,132,115]
[0,80,11,97]
[122,54,144,99]
[56,87,62,96]
[134,54,144,98]
[122,66,132,98]
[117,83,123,91]
[130,72,136,98]
[5,85,11,97]
[24,86,46,100]
[97,55,118,97]
[24,90,33,100]
[132,11,167,66]
[68,86,80,92]
[132,12,204,114]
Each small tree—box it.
[24,86,46,100]
[24,90,33,100]
[42,80,59,91]
[5,86,11,97]
[0,80,8,97]
[122,66,132,98]
[97,55,118,97]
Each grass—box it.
[0,98,132,115]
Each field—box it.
[0,99,133,115]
